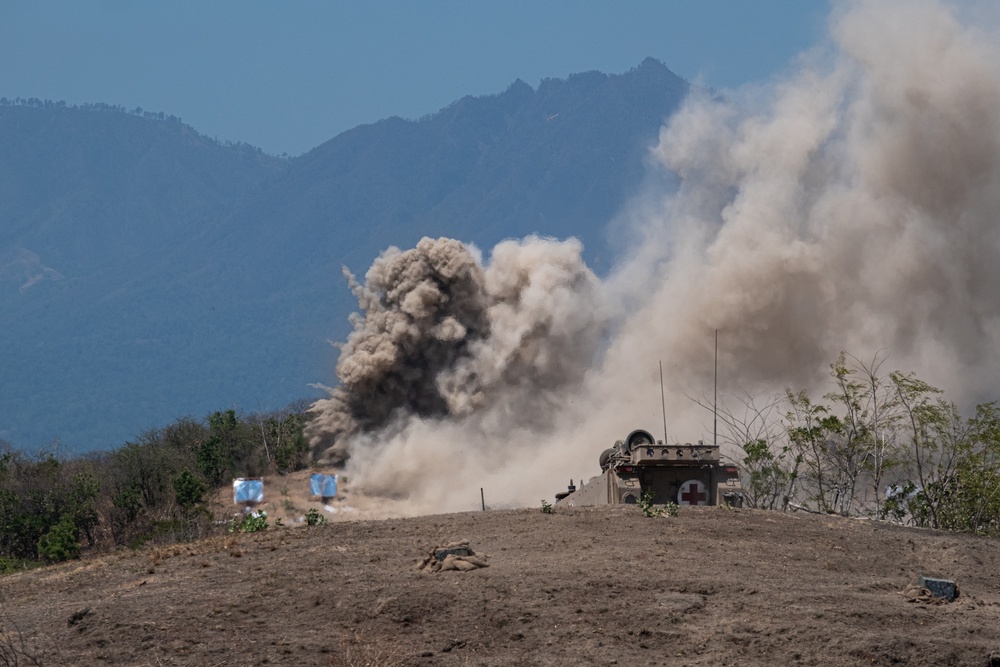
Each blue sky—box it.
[1,1,830,156]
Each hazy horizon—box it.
[0,2,829,156]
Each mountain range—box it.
[0,57,689,451]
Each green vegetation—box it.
[305,508,327,526]
[638,489,679,518]
[37,515,81,562]
[173,469,207,516]
[722,352,1000,535]
[0,448,100,567]
[540,499,554,514]
[0,404,311,568]
[229,512,270,534]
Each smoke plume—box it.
[307,235,604,464]
[308,0,1000,515]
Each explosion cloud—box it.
[308,0,1000,514]
[307,235,604,465]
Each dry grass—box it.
[328,625,414,667]
[0,602,42,667]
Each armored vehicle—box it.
[555,429,743,507]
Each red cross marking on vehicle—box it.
[681,482,706,504]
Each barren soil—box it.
[3,496,1000,666]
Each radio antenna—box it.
[714,329,719,449]
[659,360,669,445]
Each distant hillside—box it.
[234,58,687,277]
[0,100,287,275]
[0,59,689,451]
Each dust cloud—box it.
[307,235,605,467]
[308,0,1000,515]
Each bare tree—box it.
[699,388,798,510]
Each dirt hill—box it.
[2,503,999,666]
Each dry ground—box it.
[3,496,1000,666]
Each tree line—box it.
[0,403,310,571]
[0,97,183,124]
[0,97,275,156]
[721,352,1000,535]
[5,352,1000,572]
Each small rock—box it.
[67,607,92,627]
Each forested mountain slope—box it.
[0,59,689,451]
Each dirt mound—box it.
[3,506,1000,665]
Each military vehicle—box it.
[555,428,743,507]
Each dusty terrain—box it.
[3,496,1000,666]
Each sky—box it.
[0,1,830,157]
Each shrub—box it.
[305,508,326,526]
[229,512,269,533]
[37,515,80,562]
[638,489,679,518]
[173,469,207,514]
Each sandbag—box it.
[417,540,489,573]
[463,555,489,568]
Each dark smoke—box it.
[307,237,489,461]
[307,235,603,464]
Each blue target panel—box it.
[309,473,338,497]
[233,478,264,504]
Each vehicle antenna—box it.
[659,360,669,445]
[714,329,719,449]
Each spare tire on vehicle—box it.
[599,448,616,470]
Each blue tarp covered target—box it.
[233,478,264,504]
[310,473,338,498]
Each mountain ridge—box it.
[0,58,689,451]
